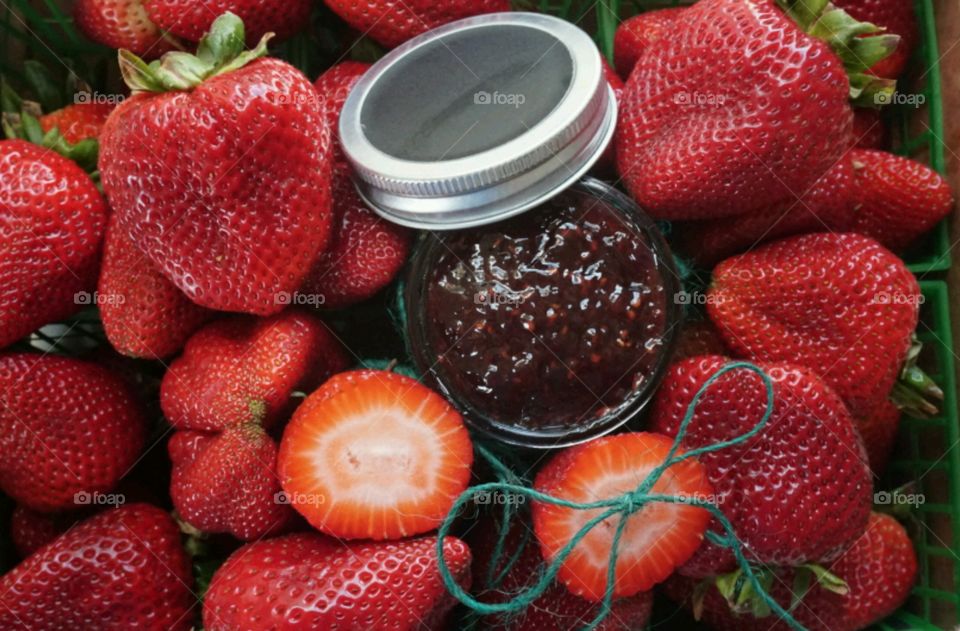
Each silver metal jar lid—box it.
[338,12,616,230]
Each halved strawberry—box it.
[277,369,473,540]
[532,432,712,601]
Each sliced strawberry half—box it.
[277,370,473,540]
[533,432,712,601]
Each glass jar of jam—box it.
[403,179,678,447]
[338,12,680,447]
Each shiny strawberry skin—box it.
[0,503,195,631]
[650,356,872,577]
[74,0,178,58]
[707,232,920,418]
[99,213,213,359]
[169,425,294,540]
[679,155,857,266]
[100,58,334,315]
[301,169,411,309]
[473,520,654,631]
[616,0,852,220]
[833,0,918,78]
[203,532,472,630]
[0,353,146,512]
[665,512,917,631]
[313,60,371,166]
[848,149,954,252]
[0,139,107,350]
[38,102,115,143]
[323,0,510,48]
[161,310,348,432]
[612,7,684,78]
[145,0,312,44]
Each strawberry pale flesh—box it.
[279,371,473,540]
[533,433,712,601]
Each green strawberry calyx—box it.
[891,336,943,418]
[692,564,848,620]
[119,12,273,93]
[1,104,99,175]
[777,0,899,106]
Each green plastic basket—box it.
[895,0,951,274]
[877,280,960,630]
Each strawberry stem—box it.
[891,337,943,418]
[119,12,273,93]
[777,0,899,106]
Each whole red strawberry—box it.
[203,532,473,630]
[834,0,918,78]
[38,101,115,143]
[650,356,872,577]
[75,0,179,58]
[612,7,684,78]
[169,425,294,540]
[665,512,917,631]
[679,155,857,266]
[848,149,954,252]
[300,169,411,309]
[161,309,348,432]
[0,503,195,630]
[472,520,654,630]
[0,353,145,512]
[323,0,510,48]
[145,0,311,44]
[100,14,334,314]
[0,139,107,350]
[615,0,895,220]
[99,213,213,359]
[708,233,922,419]
[314,60,371,166]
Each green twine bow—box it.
[436,361,808,631]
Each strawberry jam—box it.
[405,179,678,447]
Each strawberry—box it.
[300,168,412,309]
[848,149,954,252]
[532,432,713,600]
[278,369,473,540]
[674,320,729,361]
[665,512,917,631]
[100,14,334,315]
[0,503,195,630]
[678,155,857,266]
[708,233,923,419]
[74,0,180,58]
[0,353,145,512]
[649,356,872,577]
[161,309,348,432]
[612,7,684,78]
[10,505,76,557]
[473,520,654,630]
[592,56,625,175]
[99,213,213,359]
[615,0,896,220]
[833,0,919,78]
[314,60,371,166]
[203,532,472,630]
[322,0,510,48]
[857,399,901,473]
[38,102,115,143]
[850,107,887,149]
[145,0,312,44]
[0,139,107,350]
[169,425,294,540]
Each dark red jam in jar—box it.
[404,178,679,448]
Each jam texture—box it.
[424,190,669,432]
